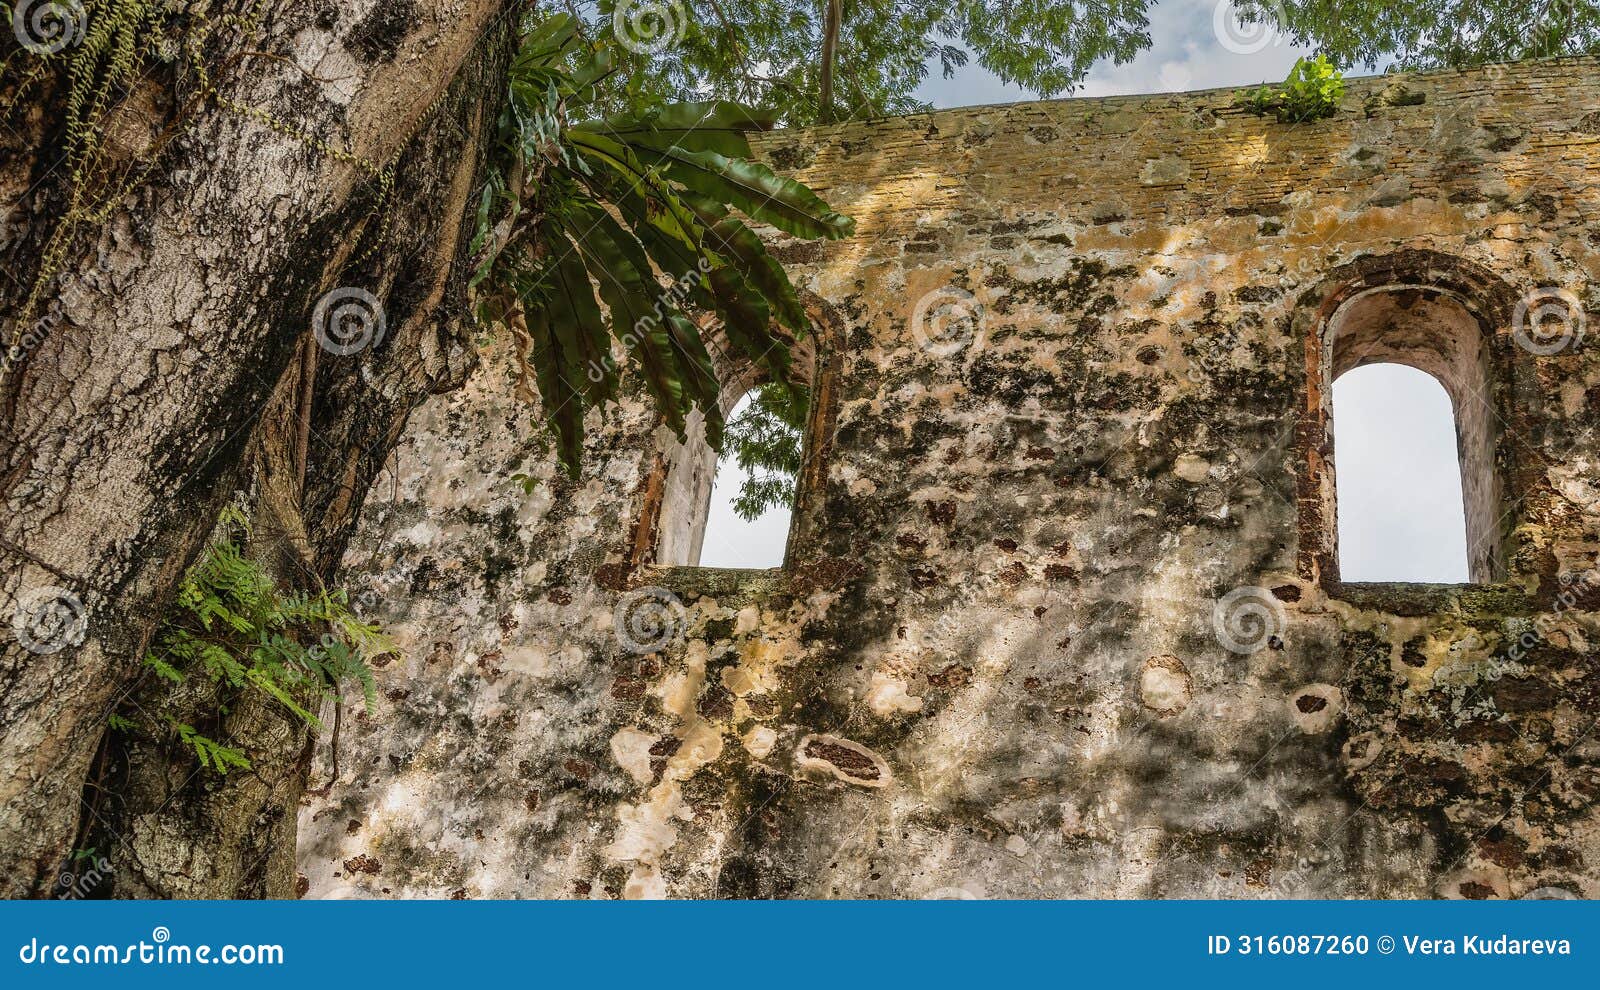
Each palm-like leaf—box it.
[473,17,855,479]
[653,145,856,241]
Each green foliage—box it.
[116,508,393,775]
[169,721,251,775]
[1233,1,1600,71]
[473,14,853,477]
[1238,56,1345,123]
[578,1,1155,125]
[725,383,808,521]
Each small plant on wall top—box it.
[1238,55,1345,123]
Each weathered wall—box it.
[298,59,1600,899]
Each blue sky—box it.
[699,1,1468,581]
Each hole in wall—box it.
[1331,363,1470,583]
[696,391,794,569]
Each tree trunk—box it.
[1,0,515,899]
[819,0,842,123]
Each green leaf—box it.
[541,225,617,406]
[578,101,777,159]
[564,207,693,437]
[707,264,789,389]
[665,312,725,450]
[537,238,607,473]
[613,188,715,308]
[654,146,855,241]
[684,192,811,335]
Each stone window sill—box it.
[1328,581,1535,617]
[638,565,787,602]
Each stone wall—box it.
[298,59,1600,899]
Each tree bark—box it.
[819,0,842,123]
[1,0,515,899]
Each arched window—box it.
[1331,363,1470,582]
[1306,261,1515,587]
[691,391,796,569]
[654,338,817,571]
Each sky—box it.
[700,1,1471,581]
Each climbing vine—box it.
[0,0,394,368]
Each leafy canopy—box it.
[724,382,808,521]
[578,0,1155,124]
[1233,0,1600,70]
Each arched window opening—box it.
[1318,280,1506,584]
[655,338,816,570]
[1332,364,1470,583]
[696,389,802,568]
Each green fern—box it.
[128,510,395,775]
[169,720,251,775]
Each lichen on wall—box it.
[299,59,1600,900]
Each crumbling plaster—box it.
[300,59,1600,900]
